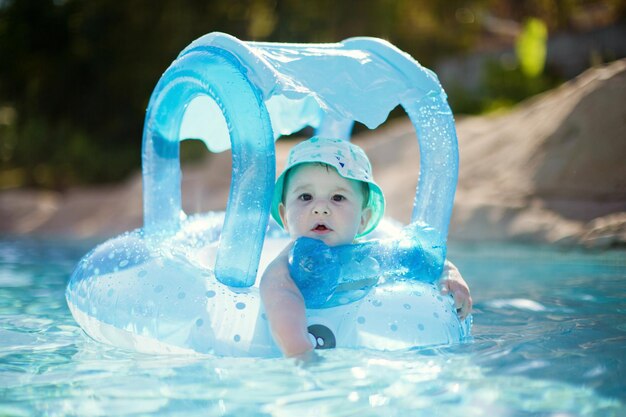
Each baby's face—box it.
[279,164,371,246]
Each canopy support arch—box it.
[142,47,275,287]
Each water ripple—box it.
[0,239,625,416]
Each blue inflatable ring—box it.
[66,33,471,356]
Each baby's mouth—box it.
[311,223,332,234]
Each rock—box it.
[449,58,626,247]
[0,190,61,235]
[579,213,626,248]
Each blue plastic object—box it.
[66,33,468,356]
[289,225,444,308]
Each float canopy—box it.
[142,32,458,287]
[178,32,446,152]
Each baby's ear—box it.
[278,203,289,232]
[359,207,372,234]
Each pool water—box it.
[0,238,624,416]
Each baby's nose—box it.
[312,201,330,215]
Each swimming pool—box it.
[0,238,624,416]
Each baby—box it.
[260,137,471,357]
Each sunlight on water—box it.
[0,239,624,416]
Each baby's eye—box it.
[298,193,312,201]
[331,194,346,202]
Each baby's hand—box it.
[439,261,472,320]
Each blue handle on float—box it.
[289,232,445,308]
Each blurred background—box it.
[0,0,624,191]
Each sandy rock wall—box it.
[360,59,625,247]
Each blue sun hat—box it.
[271,137,385,237]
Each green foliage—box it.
[516,17,548,78]
[0,0,622,188]
[0,0,217,187]
[448,58,559,115]
[0,117,138,188]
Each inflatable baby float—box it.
[66,32,471,357]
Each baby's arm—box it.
[439,260,472,319]
[260,244,314,357]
